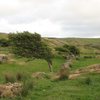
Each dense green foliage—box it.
[55,44,80,59]
[8,31,53,71]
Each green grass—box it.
[0,34,100,100]
[6,73,99,100]
[72,58,100,70]
[0,57,65,83]
[0,33,8,39]
[44,38,100,54]
[0,47,10,54]
[0,57,100,100]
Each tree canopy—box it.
[55,44,80,59]
[9,31,53,72]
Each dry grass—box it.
[69,64,100,79]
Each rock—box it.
[0,83,22,98]
[1,89,14,98]
[32,72,46,79]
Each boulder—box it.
[32,72,46,79]
[0,83,22,98]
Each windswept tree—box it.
[55,44,80,60]
[9,31,53,72]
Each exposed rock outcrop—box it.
[0,83,22,98]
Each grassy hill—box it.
[0,32,8,39]
[0,56,100,100]
[0,33,100,54]
[44,38,100,54]
[0,33,100,100]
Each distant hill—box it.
[43,38,100,54]
[0,33,100,54]
[0,32,8,39]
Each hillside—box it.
[44,38,100,54]
[0,33,100,100]
[0,33,100,54]
[0,32,8,39]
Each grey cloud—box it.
[0,0,100,37]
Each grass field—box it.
[0,57,100,100]
[0,57,65,82]
[0,33,100,100]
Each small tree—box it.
[9,31,53,72]
[55,44,80,60]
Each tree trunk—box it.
[48,61,53,72]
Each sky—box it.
[0,0,100,38]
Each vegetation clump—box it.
[9,31,53,72]
[55,44,80,60]
[2,72,34,98]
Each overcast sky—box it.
[0,0,100,37]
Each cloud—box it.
[0,0,100,37]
